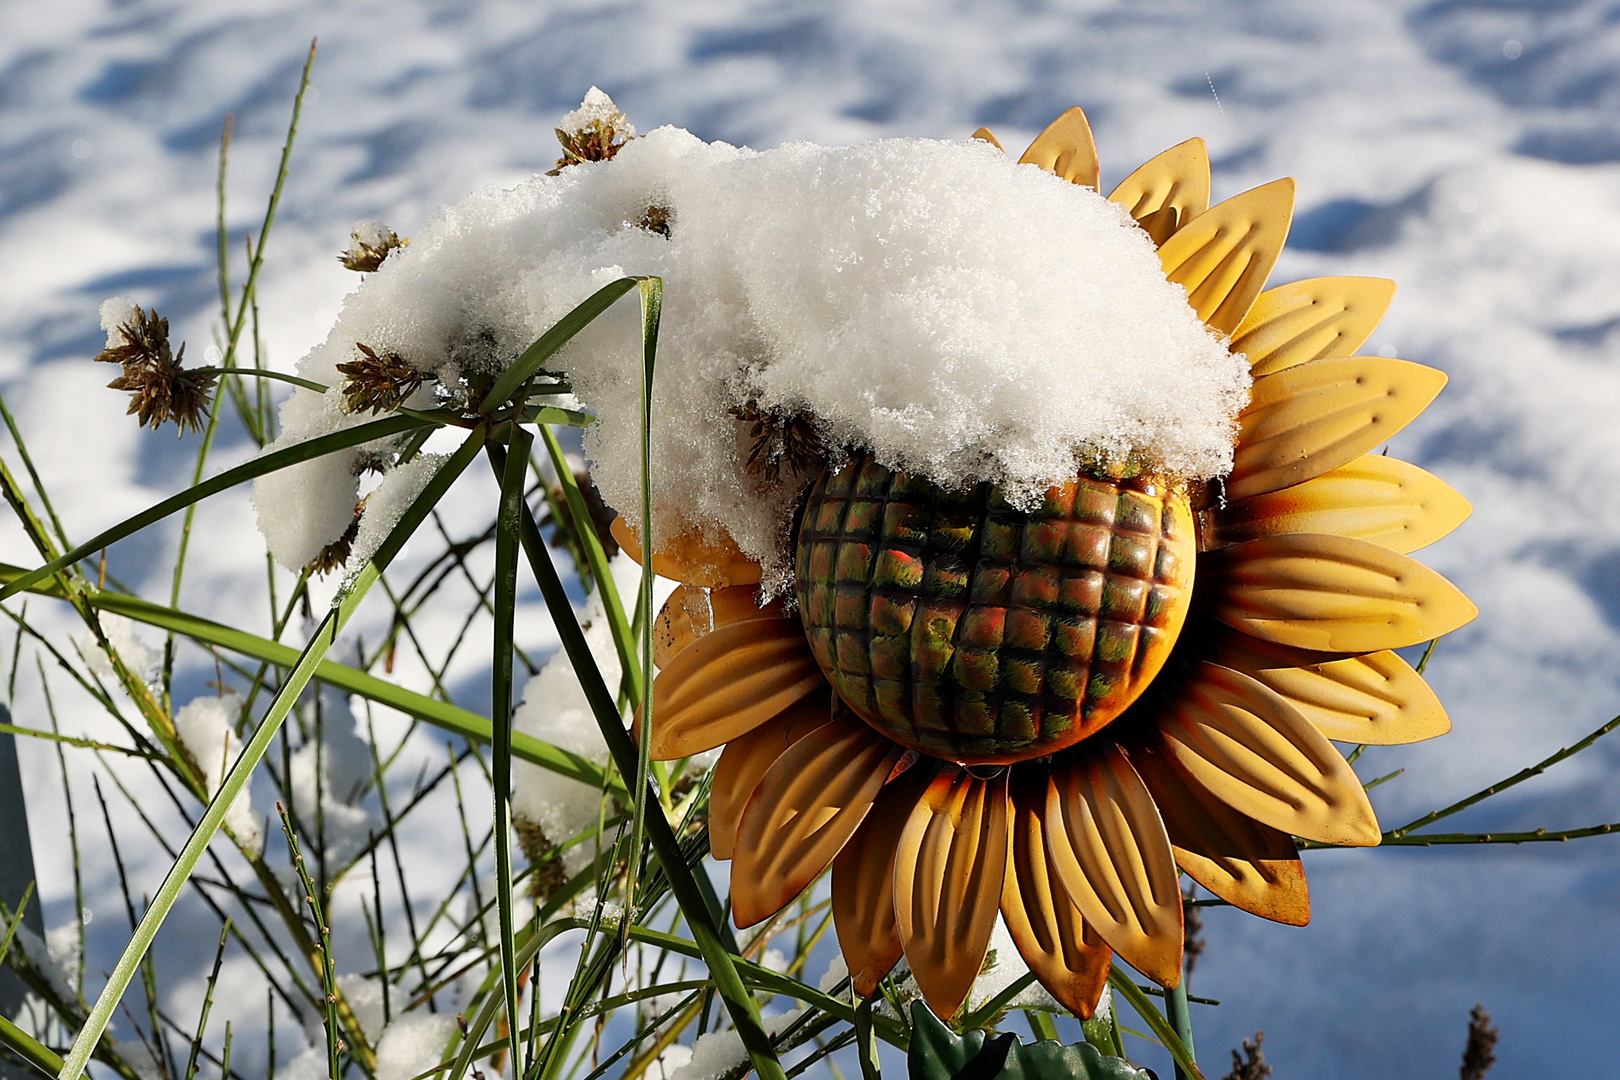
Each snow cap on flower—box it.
[257,100,1247,587]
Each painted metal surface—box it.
[796,455,1196,765]
[634,110,1477,1022]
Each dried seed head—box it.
[550,88,637,173]
[339,221,408,273]
[308,502,363,577]
[1183,884,1206,975]
[637,204,673,238]
[336,343,431,415]
[733,400,829,485]
[94,306,217,435]
[537,469,620,565]
[1460,1004,1499,1080]
[514,817,570,901]
[1223,1031,1271,1080]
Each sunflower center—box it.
[794,454,1197,765]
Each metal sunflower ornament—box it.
[617,107,1477,1022]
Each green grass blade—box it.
[1165,980,1196,1080]
[1,1013,63,1078]
[536,425,639,702]
[182,921,231,1080]
[1105,968,1204,1080]
[55,427,486,1080]
[618,924,910,1049]
[494,445,786,1080]
[623,276,661,945]
[1,414,434,603]
[853,995,883,1080]
[479,278,639,416]
[488,426,531,1080]
[0,567,612,790]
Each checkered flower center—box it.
[794,455,1197,765]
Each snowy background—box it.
[4,1,1620,1077]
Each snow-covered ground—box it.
[4,2,1620,1077]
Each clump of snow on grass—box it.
[14,925,77,1004]
[174,693,263,856]
[965,916,1060,1013]
[276,1046,328,1080]
[512,553,672,874]
[648,1043,692,1080]
[344,452,445,574]
[818,952,849,993]
[248,350,424,574]
[265,108,1245,586]
[671,1009,804,1080]
[45,923,81,994]
[560,87,636,137]
[251,430,365,571]
[374,1013,459,1080]
[349,220,394,252]
[336,973,387,1042]
[79,613,160,686]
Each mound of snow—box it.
[256,93,1246,587]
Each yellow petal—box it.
[1158,178,1295,334]
[1203,533,1478,652]
[1044,747,1183,987]
[654,584,784,670]
[732,717,904,927]
[1203,628,1450,745]
[1107,137,1210,246]
[1229,277,1396,377]
[1157,662,1381,847]
[709,690,833,860]
[894,767,1010,1019]
[970,127,1005,152]
[1228,356,1448,501]
[649,617,826,760]
[831,763,937,996]
[1205,453,1473,554]
[611,515,761,588]
[1002,778,1113,1018]
[1018,107,1100,189]
[1129,739,1310,926]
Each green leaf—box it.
[498,453,786,1080]
[908,1002,986,1078]
[906,1001,1152,1080]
